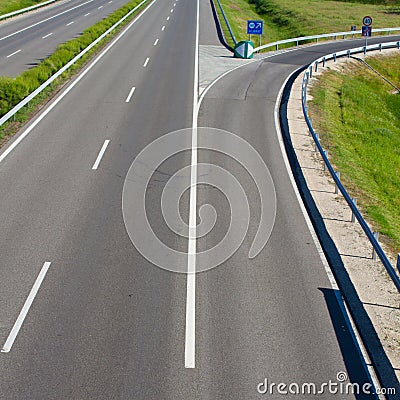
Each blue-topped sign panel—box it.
[362,25,372,37]
[247,20,263,35]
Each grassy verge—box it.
[219,0,400,47]
[0,0,148,141]
[0,0,51,15]
[308,52,400,252]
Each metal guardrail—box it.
[301,40,400,293]
[254,28,400,53]
[0,0,149,128]
[0,0,59,20]
[215,0,236,46]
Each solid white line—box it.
[143,57,150,67]
[185,0,199,370]
[92,139,110,170]
[274,70,384,397]
[66,21,74,26]
[166,16,170,21]
[125,86,136,102]
[42,32,53,39]
[84,12,91,16]
[7,49,21,58]
[153,38,159,46]
[1,262,51,353]
[161,25,165,31]
[0,0,157,164]
[0,0,97,42]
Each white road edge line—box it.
[125,86,136,102]
[0,0,157,164]
[7,49,21,58]
[92,139,110,170]
[1,262,51,353]
[184,0,199,370]
[42,32,53,39]
[162,25,165,31]
[153,38,159,46]
[273,69,384,397]
[195,40,381,383]
[143,57,150,67]
[0,0,97,42]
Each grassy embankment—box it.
[217,0,400,48]
[0,0,51,15]
[0,0,148,141]
[308,53,400,252]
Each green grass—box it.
[219,0,400,46]
[0,0,148,141]
[308,53,400,252]
[0,0,49,15]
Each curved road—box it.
[0,0,398,397]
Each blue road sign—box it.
[247,20,263,35]
[362,25,372,37]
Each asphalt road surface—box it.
[0,0,137,76]
[0,0,399,398]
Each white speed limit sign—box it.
[363,16,372,26]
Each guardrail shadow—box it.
[279,67,400,399]
[319,287,377,399]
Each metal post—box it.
[335,171,340,194]
[347,50,351,58]
[351,198,357,222]
[397,254,400,274]
[315,61,318,72]
[309,66,312,78]
[323,150,328,171]
[372,232,379,260]
[333,54,337,62]
[315,133,319,151]
[276,44,279,50]
[323,57,326,67]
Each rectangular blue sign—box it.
[247,20,263,35]
[362,25,372,37]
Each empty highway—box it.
[0,0,399,398]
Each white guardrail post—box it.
[300,40,400,293]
